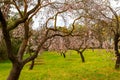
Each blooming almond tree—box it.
[0,0,71,80]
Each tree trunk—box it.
[115,55,120,69]
[91,47,94,52]
[114,34,120,69]
[7,63,23,80]
[76,50,85,62]
[62,53,66,58]
[79,52,85,62]
[29,60,35,70]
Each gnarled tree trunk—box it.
[7,62,24,80]
[114,34,120,69]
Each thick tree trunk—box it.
[7,63,23,80]
[114,34,120,69]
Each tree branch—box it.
[22,28,72,64]
[27,0,41,16]
[108,6,119,33]
[17,20,29,61]
[23,0,28,15]
[7,0,41,31]
[7,16,28,31]
[54,9,68,29]
[13,0,23,18]
[0,9,16,62]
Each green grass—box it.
[0,49,120,80]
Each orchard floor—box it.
[0,49,120,80]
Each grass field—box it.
[0,49,120,80]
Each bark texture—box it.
[7,62,24,80]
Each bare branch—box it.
[0,0,12,4]
[13,0,23,18]
[70,16,83,33]
[99,11,113,20]
[7,0,41,31]
[54,9,68,29]
[27,0,41,15]
[108,6,119,33]
[23,0,28,15]
[45,17,54,29]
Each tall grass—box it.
[0,49,120,80]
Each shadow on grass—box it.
[0,59,10,63]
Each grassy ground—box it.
[0,49,120,80]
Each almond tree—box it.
[83,0,120,69]
[42,23,89,62]
[0,0,71,80]
[108,7,120,69]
